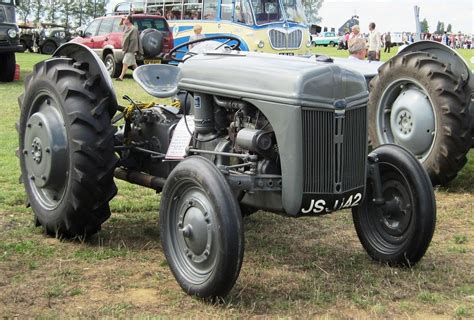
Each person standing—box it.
[367,22,382,61]
[349,25,362,40]
[117,15,141,81]
[384,31,391,53]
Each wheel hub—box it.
[379,180,412,237]
[31,137,43,164]
[389,87,435,157]
[178,199,212,264]
[23,98,68,193]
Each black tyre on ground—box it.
[160,156,244,299]
[18,57,118,237]
[41,41,57,55]
[0,52,16,82]
[104,53,121,78]
[368,52,472,186]
[353,144,436,266]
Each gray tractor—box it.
[334,41,473,186]
[18,38,436,299]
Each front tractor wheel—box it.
[160,157,244,299]
[18,57,118,237]
[353,144,436,266]
[368,52,472,185]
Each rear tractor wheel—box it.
[18,57,118,237]
[368,52,472,185]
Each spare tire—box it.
[140,28,164,58]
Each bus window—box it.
[221,0,233,20]
[281,0,306,23]
[202,0,217,20]
[235,0,253,25]
[251,0,283,24]
[183,0,202,19]
[165,0,183,19]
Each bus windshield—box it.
[250,0,283,25]
[0,0,14,4]
[281,0,306,24]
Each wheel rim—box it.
[376,78,436,161]
[364,163,414,254]
[105,57,114,75]
[23,91,68,209]
[167,180,218,285]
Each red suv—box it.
[71,14,173,78]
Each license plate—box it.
[144,59,161,64]
[279,52,294,56]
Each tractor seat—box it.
[133,64,181,98]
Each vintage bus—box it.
[138,0,312,56]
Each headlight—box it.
[257,40,265,48]
[306,40,312,48]
[7,29,17,38]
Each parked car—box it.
[38,27,71,55]
[18,25,36,52]
[311,31,339,47]
[71,14,173,78]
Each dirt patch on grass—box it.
[0,191,473,318]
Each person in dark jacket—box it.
[117,15,141,80]
[384,31,392,53]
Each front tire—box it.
[41,41,57,55]
[18,57,118,237]
[160,157,244,299]
[368,52,472,185]
[353,144,436,266]
[0,52,16,82]
[104,53,121,78]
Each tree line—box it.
[16,0,109,28]
[420,18,457,34]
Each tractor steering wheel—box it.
[168,35,241,63]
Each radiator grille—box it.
[269,29,302,49]
[342,106,367,190]
[302,106,367,194]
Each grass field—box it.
[0,49,473,318]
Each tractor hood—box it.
[178,51,368,108]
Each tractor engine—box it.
[190,94,280,176]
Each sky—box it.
[318,0,474,34]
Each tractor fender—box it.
[53,43,118,112]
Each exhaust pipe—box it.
[114,168,166,191]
